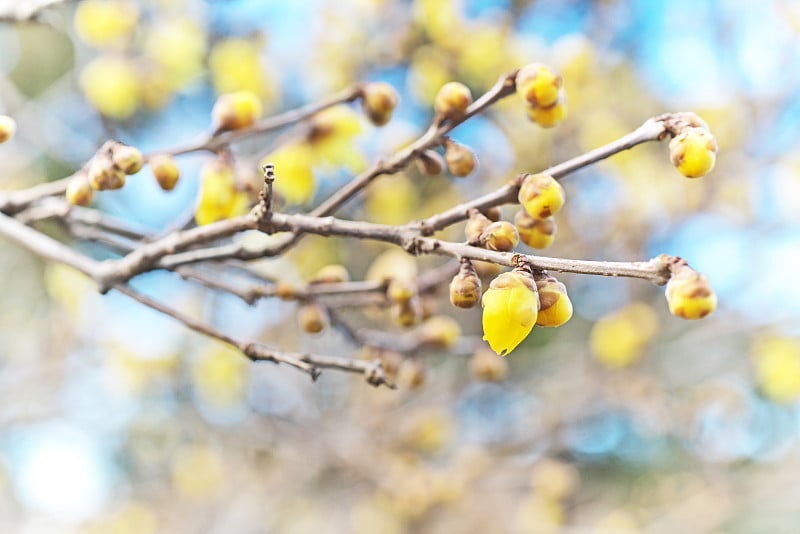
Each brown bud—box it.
[444,139,477,177]
[150,154,180,191]
[111,142,143,175]
[481,221,519,252]
[392,296,422,327]
[415,149,445,176]
[88,155,125,190]
[469,347,508,382]
[449,259,481,309]
[274,282,296,300]
[482,206,501,222]
[361,82,399,126]
[465,209,492,244]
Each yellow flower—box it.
[518,173,565,219]
[481,269,539,356]
[516,63,563,108]
[195,159,249,225]
[535,277,573,327]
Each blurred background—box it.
[0,0,799,532]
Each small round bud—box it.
[535,276,573,327]
[444,140,477,177]
[518,173,565,219]
[88,155,126,190]
[65,174,94,206]
[417,315,461,349]
[516,63,563,108]
[415,149,445,176]
[377,349,403,381]
[481,220,519,252]
[465,209,492,244]
[525,92,568,128]
[515,211,556,249]
[392,297,422,327]
[298,301,327,334]
[111,143,143,174]
[469,347,508,382]
[482,267,539,356]
[397,358,426,389]
[665,266,717,319]
[387,277,416,305]
[669,127,718,178]
[0,115,17,143]
[449,260,482,309]
[275,282,296,300]
[150,154,180,191]
[434,81,473,119]
[312,264,350,284]
[361,82,399,126]
[212,90,263,131]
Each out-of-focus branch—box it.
[113,283,395,388]
[0,0,71,23]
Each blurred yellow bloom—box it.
[171,444,225,499]
[195,159,249,225]
[74,0,139,49]
[192,344,248,407]
[261,142,316,205]
[209,38,274,102]
[143,18,206,90]
[590,302,659,368]
[80,55,141,120]
[753,337,800,403]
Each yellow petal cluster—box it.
[481,270,539,356]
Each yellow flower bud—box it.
[481,268,539,356]
[525,92,568,128]
[444,140,477,177]
[434,81,473,119]
[665,266,717,319]
[111,142,143,174]
[516,63,563,108]
[275,282,296,300]
[417,315,461,349]
[387,277,416,305]
[515,211,556,249]
[518,173,565,219]
[449,259,481,309]
[535,276,573,327]
[481,221,519,252]
[312,264,350,284]
[0,115,17,143]
[392,297,422,327]
[361,82,399,126]
[415,149,445,176]
[669,127,718,178]
[150,154,180,191]
[65,174,94,206]
[469,346,508,382]
[88,155,126,190]
[298,301,327,334]
[212,90,263,131]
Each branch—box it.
[417,116,669,234]
[113,283,395,388]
